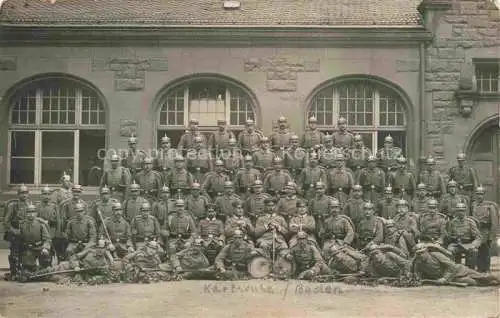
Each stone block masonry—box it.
[244,57,320,92]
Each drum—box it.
[247,256,272,279]
[273,256,294,277]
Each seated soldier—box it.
[122,240,165,271]
[283,231,330,280]
[320,198,355,253]
[225,201,254,244]
[165,199,198,253]
[214,229,259,277]
[19,204,52,273]
[255,198,289,259]
[288,200,317,248]
[196,206,225,264]
[64,203,97,259]
[131,202,163,251]
[71,238,115,269]
[100,202,134,259]
[383,219,411,257]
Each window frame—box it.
[473,58,500,94]
[7,79,106,187]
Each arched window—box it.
[308,79,407,153]
[8,77,106,186]
[157,79,256,146]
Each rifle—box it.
[27,266,110,280]
[421,279,467,287]
[97,208,112,243]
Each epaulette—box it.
[336,214,355,229]
[422,212,447,219]
[480,200,499,210]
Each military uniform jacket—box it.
[123,196,149,223]
[393,212,420,238]
[411,197,429,215]
[276,196,300,219]
[284,147,307,172]
[388,170,416,195]
[342,198,365,227]
[209,130,235,151]
[471,200,499,242]
[358,167,386,192]
[238,131,262,153]
[263,170,292,194]
[37,201,63,238]
[290,243,325,270]
[318,147,343,168]
[255,213,288,241]
[363,247,410,278]
[65,215,97,243]
[61,199,88,225]
[448,165,478,190]
[234,168,261,192]
[413,250,458,280]
[51,187,72,206]
[376,199,398,219]
[154,148,178,173]
[252,149,275,171]
[135,170,163,197]
[418,212,448,243]
[178,131,207,151]
[375,146,402,170]
[308,195,337,220]
[202,172,230,195]
[101,216,132,245]
[356,216,384,245]
[297,166,327,190]
[186,149,212,173]
[90,198,119,225]
[332,131,354,149]
[165,212,197,237]
[20,218,51,250]
[347,147,372,170]
[131,215,161,240]
[100,166,131,192]
[4,199,33,231]
[214,241,255,268]
[124,149,147,172]
[300,129,324,149]
[215,194,241,217]
[152,199,169,226]
[165,168,194,191]
[439,194,469,218]
[185,194,210,220]
[327,168,354,192]
[244,192,270,218]
[321,214,355,244]
[418,170,446,194]
[446,217,482,247]
[197,218,224,240]
[270,129,293,150]
[222,151,244,173]
[289,214,316,237]
[225,216,254,238]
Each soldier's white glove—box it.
[250,250,258,256]
[436,277,447,284]
[217,241,224,247]
[108,244,116,252]
[285,254,293,261]
[127,246,135,253]
[41,248,49,255]
[219,267,226,273]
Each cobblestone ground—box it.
[0,251,498,318]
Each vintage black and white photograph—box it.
[0,0,499,317]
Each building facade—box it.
[0,0,498,202]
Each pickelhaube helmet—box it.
[229,138,237,145]
[194,136,203,143]
[26,204,36,212]
[129,180,141,191]
[72,184,83,192]
[110,154,120,162]
[147,240,158,248]
[331,199,341,207]
[353,134,362,141]
[174,155,185,162]
[100,185,110,194]
[273,156,282,163]
[315,181,326,189]
[18,184,29,194]
[189,118,199,125]
[427,199,438,207]
[324,134,333,141]
[245,119,254,126]
[261,136,269,143]
[233,229,244,237]
[290,135,299,141]
[417,183,427,190]
[455,202,467,210]
[426,157,435,165]
[285,181,296,189]
[62,172,71,181]
[161,134,171,144]
[128,135,138,144]
[296,200,307,208]
[385,219,395,226]
[367,155,376,162]
[297,231,308,239]
[457,152,466,160]
[175,199,185,206]
[337,117,347,124]
[215,159,224,166]
[352,184,362,191]
[384,135,393,143]
[447,179,457,187]
[396,199,409,207]
[253,179,263,187]
[475,185,485,194]
[278,116,287,123]
[41,184,51,194]
[140,202,151,211]
[74,203,85,211]
[335,153,345,161]
[308,116,317,123]
[385,186,393,194]
[112,202,123,210]
[244,154,253,161]
[309,152,318,160]
[224,180,233,188]
[191,182,201,190]
[161,185,169,193]
[397,156,407,164]
[364,201,375,209]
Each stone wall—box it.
[425,0,500,167]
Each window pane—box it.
[10,158,34,184]
[41,86,76,125]
[81,90,106,125]
[11,131,35,156]
[337,82,372,127]
[42,158,74,184]
[42,131,74,157]
[80,130,106,186]
[475,63,500,93]
[157,130,184,148]
[10,89,37,125]
[359,133,374,153]
[377,131,406,154]
[159,88,184,126]
[379,89,406,127]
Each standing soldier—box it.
[152,185,170,227]
[238,119,262,155]
[123,135,147,179]
[419,156,446,200]
[319,198,355,251]
[202,159,230,199]
[154,135,177,182]
[131,202,163,250]
[245,180,271,224]
[51,173,73,206]
[356,202,385,249]
[342,185,366,229]
[178,118,207,154]
[222,138,243,179]
[376,186,398,219]
[471,186,499,272]
[446,202,482,269]
[276,182,301,222]
[60,185,88,226]
[270,116,293,151]
[327,154,355,207]
[448,152,479,202]
[412,183,430,215]
[376,135,403,174]
[18,204,52,273]
[100,154,132,202]
[388,156,416,202]
[440,180,469,218]
[418,198,448,245]
[288,200,317,248]
[64,202,97,259]
[209,119,235,154]
[308,181,337,234]
[135,157,163,203]
[3,185,33,279]
[233,155,261,197]
[37,185,64,263]
[252,137,275,173]
[100,202,134,259]
[225,201,254,243]
[214,181,240,222]
[185,183,211,221]
[263,157,293,197]
[283,135,306,180]
[300,116,324,150]
[297,152,327,200]
[186,136,212,183]
[357,155,386,203]
[319,134,342,169]
[332,117,354,150]
[347,134,372,180]
[164,155,194,197]
[254,198,289,258]
[165,199,198,253]
[89,186,119,229]
[123,181,149,223]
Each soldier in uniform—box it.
[90,186,119,229]
[202,159,229,199]
[439,180,469,218]
[123,135,147,178]
[263,157,293,197]
[209,119,235,154]
[100,154,132,202]
[178,118,207,154]
[214,229,259,275]
[356,202,385,249]
[418,199,448,245]
[270,116,293,151]
[233,155,261,197]
[358,155,386,203]
[448,152,479,202]
[252,137,275,173]
[376,135,403,174]
[288,200,317,248]
[60,184,88,227]
[324,242,367,274]
[347,134,372,180]
[221,138,243,179]
[131,202,163,250]
[283,135,306,180]
[327,154,355,207]
[135,157,163,203]
[318,134,342,169]
[165,199,198,253]
[186,136,212,183]
[360,243,411,279]
[283,231,329,280]
[255,198,289,258]
[123,181,149,223]
[197,205,225,264]
[154,135,177,182]
[185,183,211,222]
[411,183,429,215]
[419,157,446,200]
[471,186,499,272]
[64,202,97,259]
[308,181,336,234]
[320,198,355,252]
[244,180,271,224]
[342,184,365,229]
[387,156,416,201]
[51,173,73,206]
[300,116,324,150]
[276,182,300,222]
[17,204,52,274]
[376,186,398,219]
[152,185,170,227]
[225,201,254,243]
[332,117,354,150]
[100,202,134,259]
[37,185,64,263]
[297,152,327,200]
[446,202,482,269]
[164,155,194,197]
[214,181,240,222]
[392,199,419,255]
[238,119,262,154]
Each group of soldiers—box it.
[2,116,499,286]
